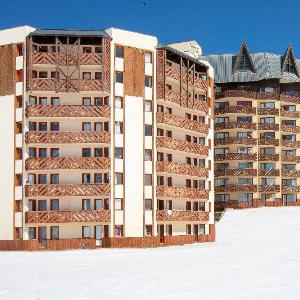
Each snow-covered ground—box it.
[0,207,300,300]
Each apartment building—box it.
[203,42,300,209]
[0,26,214,249]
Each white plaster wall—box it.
[0,26,35,46]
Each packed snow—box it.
[0,207,300,300]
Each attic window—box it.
[233,42,256,73]
[282,45,299,76]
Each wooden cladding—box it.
[156,161,209,178]
[25,210,111,224]
[156,185,208,200]
[156,50,166,99]
[26,131,110,144]
[25,157,110,170]
[124,46,145,97]
[215,122,256,131]
[157,136,208,156]
[215,153,257,161]
[25,184,111,197]
[215,106,256,115]
[0,44,15,96]
[157,112,209,134]
[215,169,258,177]
[27,105,110,118]
[156,210,209,222]
[215,137,256,146]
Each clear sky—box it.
[1,0,300,56]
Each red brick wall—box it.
[0,44,15,96]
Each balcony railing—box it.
[215,184,257,193]
[258,138,279,146]
[257,108,279,115]
[280,94,300,104]
[26,105,110,118]
[281,155,300,163]
[258,154,279,161]
[281,185,300,192]
[157,112,209,134]
[280,109,300,118]
[156,161,208,178]
[281,125,300,134]
[25,184,111,197]
[156,185,208,200]
[157,136,208,156]
[156,210,209,222]
[258,169,280,176]
[215,106,256,115]
[214,137,256,146]
[25,209,110,224]
[215,122,256,131]
[216,90,279,100]
[281,140,300,147]
[215,153,257,161]
[215,169,257,177]
[258,123,279,131]
[281,170,300,177]
[258,185,280,192]
[25,157,110,171]
[26,131,110,144]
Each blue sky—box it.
[1,0,300,56]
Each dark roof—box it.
[30,29,110,39]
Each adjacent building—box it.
[0,26,214,249]
[203,42,300,209]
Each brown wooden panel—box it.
[0,44,15,96]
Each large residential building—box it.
[203,42,300,209]
[0,26,214,249]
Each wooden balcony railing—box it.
[281,140,300,147]
[281,185,300,192]
[281,125,300,134]
[257,108,279,115]
[258,185,280,192]
[215,169,257,177]
[156,161,208,178]
[215,122,256,131]
[258,138,279,146]
[26,131,110,144]
[281,170,300,177]
[156,210,209,222]
[216,90,279,100]
[156,185,208,200]
[25,184,110,197]
[157,112,209,134]
[157,136,208,156]
[258,154,279,161]
[165,65,180,81]
[280,94,300,104]
[281,155,300,163]
[258,169,280,176]
[25,209,110,224]
[258,123,279,131]
[215,184,257,193]
[215,153,257,161]
[215,106,256,115]
[280,109,300,118]
[214,137,256,146]
[25,157,110,171]
[26,105,110,118]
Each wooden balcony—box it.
[156,210,209,222]
[258,138,279,146]
[280,109,300,118]
[25,157,110,171]
[156,161,208,178]
[215,153,257,161]
[25,209,110,224]
[157,112,209,134]
[214,137,256,146]
[258,154,279,161]
[215,184,257,193]
[30,79,104,92]
[281,125,300,134]
[281,140,300,147]
[25,184,110,197]
[258,123,279,131]
[26,131,110,144]
[281,155,300,163]
[165,65,180,81]
[282,185,300,192]
[215,169,257,177]
[258,185,280,192]
[257,108,279,115]
[281,170,300,177]
[258,169,280,176]
[280,94,300,104]
[156,185,208,200]
[215,122,256,131]
[215,106,256,115]
[26,105,110,118]
[32,51,102,66]
[216,90,279,100]
[157,136,208,156]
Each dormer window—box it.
[233,41,256,73]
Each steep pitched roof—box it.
[281,44,299,76]
[233,41,256,73]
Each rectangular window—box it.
[39,122,47,131]
[145,174,152,186]
[50,122,59,131]
[116,46,124,58]
[50,199,59,210]
[115,198,123,210]
[145,199,152,210]
[145,76,152,88]
[144,149,152,161]
[82,148,91,157]
[38,174,47,184]
[29,96,37,105]
[95,199,103,210]
[82,199,91,210]
[145,52,152,63]
[38,200,47,211]
[82,72,91,80]
[29,200,36,211]
[145,125,152,136]
[29,148,37,158]
[95,72,102,80]
[50,148,59,157]
[115,97,123,109]
[50,174,59,184]
[82,226,91,238]
[94,173,103,184]
[115,147,123,159]
[50,226,59,240]
[94,122,103,132]
[39,148,47,158]
[82,122,92,131]
[94,148,104,157]
[115,173,123,185]
[28,227,37,240]
[28,174,36,185]
[115,122,123,134]
[95,97,105,106]
[145,225,152,236]
[82,173,91,184]
[39,97,47,106]
[51,97,60,106]
[145,100,152,112]
[114,225,123,237]
[83,97,92,106]
[115,71,123,83]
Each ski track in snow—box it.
[0,207,300,300]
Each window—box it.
[282,179,297,186]
[115,97,123,109]
[83,47,92,53]
[29,96,37,105]
[260,147,275,155]
[115,147,123,159]
[215,132,229,139]
[260,132,275,139]
[215,102,229,109]
[116,46,124,58]
[115,198,123,210]
[82,173,91,184]
[82,72,91,79]
[94,148,104,157]
[50,226,59,240]
[145,100,152,112]
[29,122,36,131]
[95,47,102,53]
[215,194,230,202]
[145,125,152,136]
[145,199,152,210]
[82,226,91,238]
[38,174,47,184]
[50,199,59,210]
[145,225,152,236]
[39,71,47,78]
[115,173,123,185]
[237,132,252,138]
[115,71,123,83]
[238,178,253,185]
[39,97,47,106]
[94,122,103,132]
[157,152,164,161]
[95,199,103,210]
[199,224,205,235]
[215,117,229,124]
[282,164,296,170]
[95,97,105,106]
[215,148,229,155]
[38,200,47,211]
[50,148,59,158]
[186,224,192,235]
[28,227,37,240]
[261,178,276,185]
[82,148,91,157]
[238,162,252,169]
[82,122,92,131]
[283,194,296,203]
[145,76,152,88]
[82,199,91,210]
[260,102,275,108]
[50,174,59,184]
[237,116,252,123]
[28,174,36,185]
[50,122,59,131]
[95,72,102,80]
[28,200,36,211]
[144,149,152,161]
[114,225,123,237]
[215,178,229,186]
[39,122,47,131]
[145,174,152,186]
[260,163,275,170]
[29,148,37,158]
[94,173,103,183]
[115,122,123,134]
[260,117,275,124]
[83,97,92,106]
[51,97,60,106]
[50,71,58,79]
[238,193,253,203]
[145,52,152,63]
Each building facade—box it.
[0,26,214,249]
[204,42,300,209]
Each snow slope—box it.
[0,207,300,300]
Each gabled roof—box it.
[281,44,299,77]
[233,41,256,73]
